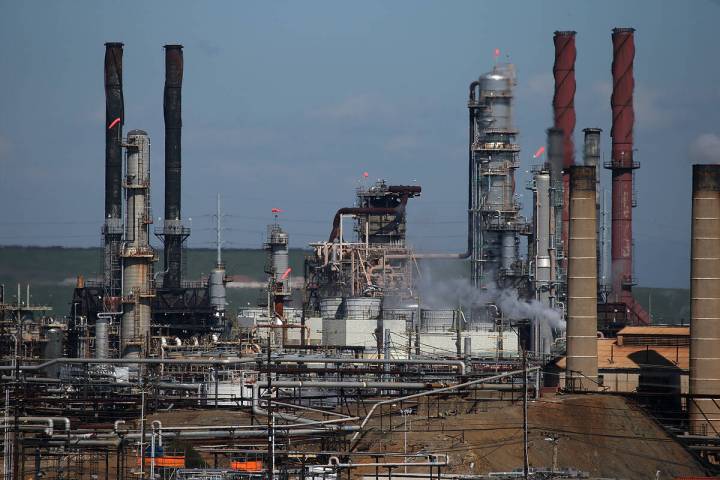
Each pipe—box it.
[0,357,259,371]
[689,164,720,436]
[268,356,466,375]
[553,31,577,264]
[565,165,598,392]
[163,44,185,288]
[350,367,538,450]
[258,380,432,389]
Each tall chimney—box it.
[553,31,577,267]
[689,164,720,435]
[608,28,649,324]
[583,128,603,293]
[162,44,188,288]
[103,42,124,298]
[565,165,598,391]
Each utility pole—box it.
[522,349,529,479]
[267,335,274,480]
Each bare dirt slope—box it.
[355,393,705,479]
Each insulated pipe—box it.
[689,164,720,436]
[163,44,185,288]
[258,380,431,389]
[268,356,466,375]
[553,31,577,266]
[0,357,258,371]
[565,166,598,392]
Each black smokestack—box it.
[104,42,124,223]
[103,42,124,296]
[163,44,185,288]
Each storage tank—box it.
[43,327,64,378]
[319,297,344,319]
[345,297,381,320]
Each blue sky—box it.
[0,0,718,288]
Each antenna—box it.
[215,193,222,266]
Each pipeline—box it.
[268,356,466,375]
[349,367,539,450]
[0,356,259,372]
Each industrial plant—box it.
[0,25,715,480]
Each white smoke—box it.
[417,264,565,331]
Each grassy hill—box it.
[0,246,308,316]
[0,247,690,324]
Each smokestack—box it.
[608,28,649,324]
[583,128,603,293]
[103,42,124,297]
[582,128,601,167]
[689,164,720,435]
[162,44,188,289]
[565,165,598,391]
[553,31,577,267]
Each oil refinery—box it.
[0,12,716,480]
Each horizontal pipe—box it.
[271,356,466,375]
[260,380,432,389]
[0,357,258,371]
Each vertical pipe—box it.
[163,44,185,288]
[104,43,124,297]
[689,164,720,435]
[553,31,577,268]
[565,166,598,391]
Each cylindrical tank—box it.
[269,227,289,281]
[124,130,150,247]
[479,70,513,131]
[319,297,344,319]
[420,309,456,331]
[501,232,516,270]
[121,256,152,357]
[565,166,598,391]
[345,297,381,320]
[689,164,720,435]
[209,266,226,312]
[464,336,472,356]
[95,316,109,359]
[43,327,64,378]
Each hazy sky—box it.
[1,1,718,288]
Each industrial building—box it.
[0,26,718,480]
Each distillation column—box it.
[547,127,566,305]
[121,130,155,358]
[689,164,720,436]
[531,170,553,355]
[208,194,227,317]
[468,64,524,291]
[103,42,125,300]
[565,165,598,391]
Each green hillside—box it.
[0,247,690,324]
[0,246,308,316]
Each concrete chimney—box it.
[565,165,598,391]
[689,164,720,435]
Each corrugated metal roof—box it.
[556,339,688,370]
[617,326,689,336]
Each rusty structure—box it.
[689,164,720,436]
[565,165,598,391]
[552,31,576,267]
[604,28,650,325]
